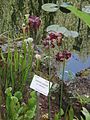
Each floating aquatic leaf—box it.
[42,3,58,12]
[82,6,90,14]
[46,24,78,38]
[64,30,79,38]
[60,2,71,13]
[46,24,67,34]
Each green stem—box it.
[59,59,65,119]
[36,92,39,120]
[48,45,51,120]
[64,102,70,120]
[36,59,40,71]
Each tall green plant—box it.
[0,38,34,92]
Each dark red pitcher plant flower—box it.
[56,50,71,62]
[43,32,62,49]
[29,16,41,30]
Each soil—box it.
[38,68,90,120]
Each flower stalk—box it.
[48,43,51,120]
[59,59,65,119]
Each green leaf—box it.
[25,106,36,119]
[1,51,6,62]
[14,48,19,72]
[5,87,12,96]
[66,5,90,27]
[54,108,64,120]
[54,114,59,120]
[81,107,90,120]
[28,97,36,108]
[30,91,36,98]
[18,103,28,116]
[69,106,74,120]
[14,91,22,100]
[11,96,18,103]
[17,116,24,120]
[42,3,58,12]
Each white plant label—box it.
[30,75,52,96]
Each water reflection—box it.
[66,53,90,74]
[57,53,90,80]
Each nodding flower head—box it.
[56,50,71,62]
[43,35,55,49]
[29,16,41,30]
[56,52,64,62]
[43,32,62,48]
[62,50,71,59]
[49,32,57,40]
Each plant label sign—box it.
[30,75,52,96]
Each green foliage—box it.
[66,5,90,27]
[68,106,74,120]
[54,106,74,120]
[5,87,36,120]
[14,91,23,100]
[76,93,90,104]
[17,0,24,13]
[54,108,64,120]
[81,107,90,120]
[0,39,34,91]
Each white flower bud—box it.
[35,54,41,60]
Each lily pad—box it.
[42,3,58,12]
[64,30,79,38]
[46,24,78,38]
[60,2,71,13]
[82,6,90,14]
[46,24,68,34]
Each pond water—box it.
[57,53,90,80]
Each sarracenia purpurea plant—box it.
[5,87,36,120]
